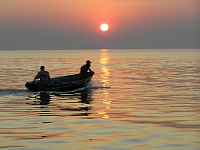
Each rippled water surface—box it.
[0,49,200,150]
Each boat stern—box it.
[25,81,35,91]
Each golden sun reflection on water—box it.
[100,49,110,87]
[97,49,111,119]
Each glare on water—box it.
[0,49,200,149]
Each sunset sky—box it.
[0,0,199,50]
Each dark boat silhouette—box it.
[25,72,94,92]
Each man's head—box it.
[86,60,91,64]
[86,60,91,67]
[40,66,45,70]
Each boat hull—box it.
[25,72,94,92]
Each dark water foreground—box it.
[0,49,200,149]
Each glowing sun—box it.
[100,23,109,31]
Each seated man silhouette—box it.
[80,60,93,77]
[34,66,51,85]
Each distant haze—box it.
[0,0,199,50]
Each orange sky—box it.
[1,0,198,29]
[0,0,199,49]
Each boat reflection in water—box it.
[39,92,51,105]
[27,90,93,117]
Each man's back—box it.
[80,65,88,74]
[36,70,50,83]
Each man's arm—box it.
[33,76,37,82]
[89,67,93,72]
[34,72,40,82]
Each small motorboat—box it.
[25,72,94,92]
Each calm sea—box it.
[0,49,199,150]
